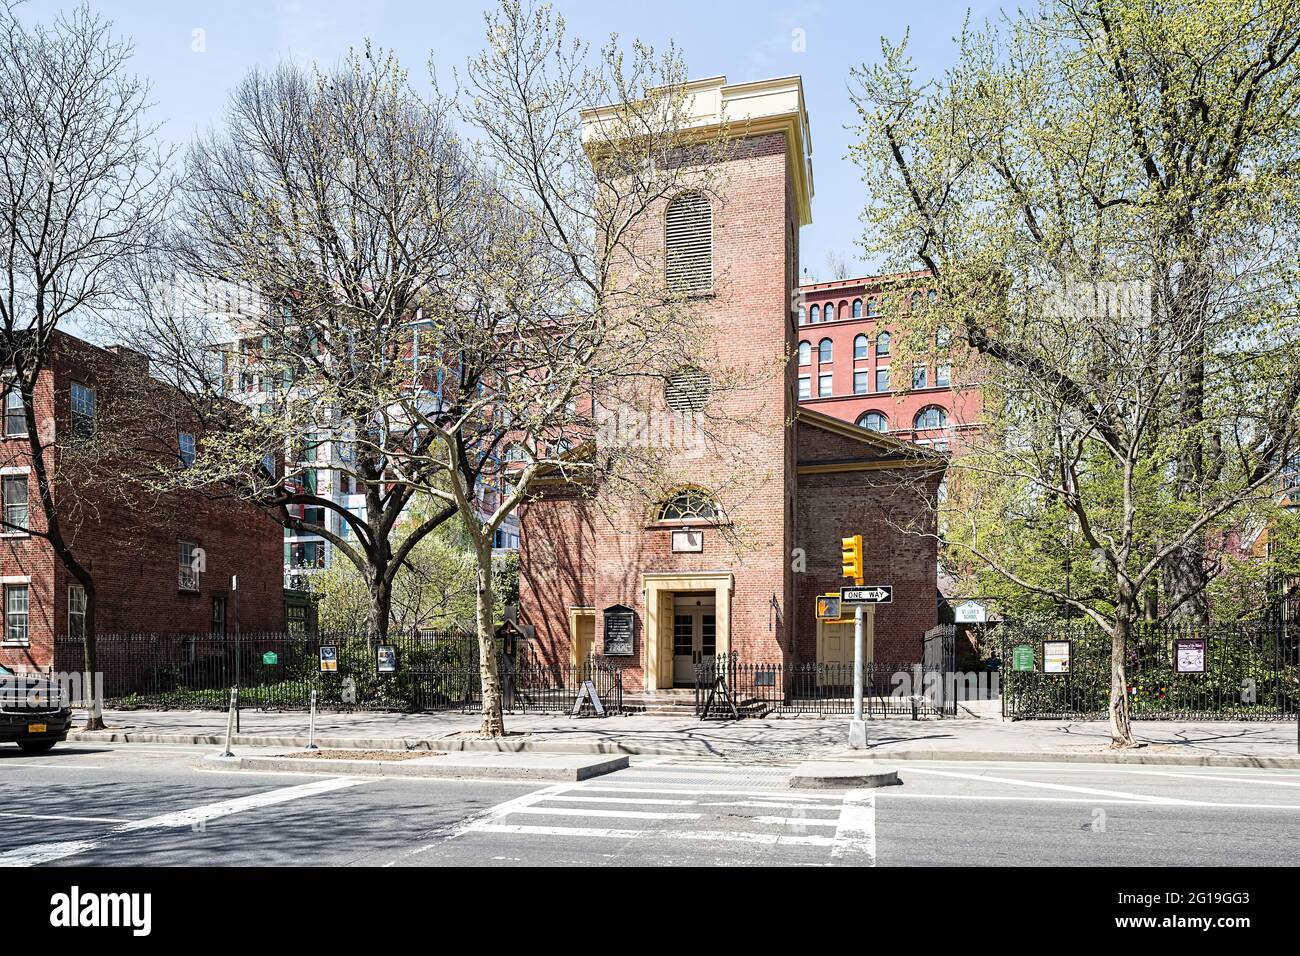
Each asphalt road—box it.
[2,742,1300,866]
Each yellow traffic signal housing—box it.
[841,534,863,585]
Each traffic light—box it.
[840,534,863,585]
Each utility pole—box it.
[842,535,869,749]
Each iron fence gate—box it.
[990,620,1299,720]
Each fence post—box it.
[307,689,318,750]
[220,687,238,757]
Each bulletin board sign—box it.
[1043,640,1071,674]
[1174,638,1207,674]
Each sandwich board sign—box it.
[840,585,892,604]
[571,680,606,718]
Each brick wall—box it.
[0,332,284,672]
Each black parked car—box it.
[0,668,72,753]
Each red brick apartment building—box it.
[0,331,285,673]
[517,76,946,693]
[797,276,982,448]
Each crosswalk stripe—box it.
[469,823,840,847]
[511,806,702,821]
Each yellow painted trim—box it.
[640,571,734,692]
[568,607,596,668]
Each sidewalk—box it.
[65,708,1300,767]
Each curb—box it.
[66,731,1300,768]
[789,761,901,789]
[202,752,629,781]
[838,749,1300,769]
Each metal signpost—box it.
[840,536,893,750]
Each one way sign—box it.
[841,585,893,604]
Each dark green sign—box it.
[1012,645,1035,672]
[262,651,279,666]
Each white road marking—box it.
[577,784,838,799]
[510,806,702,821]
[829,789,877,863]
[0,775,368,866]
[902,766,1203,805]
[0,840,99,866]
[469,823,839,847]
[118,775,366,830]
[874,790,1300,811]
[0,763,109,770]
[754,816,841,827]
[542,795,698,806]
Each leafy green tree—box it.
[852,0,1300,745]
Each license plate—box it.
[27,724,46,734]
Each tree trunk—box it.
[76,574,104,731]
[1108,597,1136,748]
[1163,544,1209,623]
[475,543,505,737]
[364,565,392,649]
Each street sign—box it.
[262,651,278,666]
[1012,644,1034,671]
[841,585,892,604]
[953,600,987,624]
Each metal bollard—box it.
[221,687,239,757]
[307,689,319,750]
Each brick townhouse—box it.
[517,75,946,694]
[0,331,285,673]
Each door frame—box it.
[641,572,733,693]
[568,607,596,668]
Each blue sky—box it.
[30,0,1005,278]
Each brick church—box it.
[518,75,945,695]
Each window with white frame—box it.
[853,371,868,395]
[818,338,833,363]
[937,365,952,387]
[854,334,869,359]
[914,406,948,430]
[3,383,26,436]
[913,366,927,389]
[2,474,27,533]
[797,375,811,400]
[857,411,888,432]
[818,372,832,397]
[178,540,200,591]
[68,584,86,639]
[798,341,811,365]
[5,584,28,643]
[875,367,889,392]
[876,331,891,356]
[178,432,196,467]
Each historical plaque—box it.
[603,604,635,657]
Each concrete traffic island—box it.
[788,761,901,789]
[203,749,629,781]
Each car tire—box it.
[16,739,56,754]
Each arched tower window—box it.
[818,338,833,363]
[852,299,863,318]
[665,192,713,294]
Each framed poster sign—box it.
[1012,644,1035,671]
[318,645,339,673]
[376,645,397,674]
[1174,638,1207,674]
[602,604,635,657]
[1043,640,1071,674]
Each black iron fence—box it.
[53,632,626,716]
[694,655,955,718]
[990,620,1300,720]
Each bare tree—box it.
[0,2,168,728]
[125,49,480,644]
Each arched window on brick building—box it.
[854,334,869,359]
[798,341,811,365]
[857,411,888,432]
[818,338,833,363]
[913,406,948,430]
[657,487,720,522]
[852,299,862,318]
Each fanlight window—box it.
[658,488,719,522]
[857,411,888,433]
[914,406,948,430]
[664,367,712,412]
[665,192,713,294]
